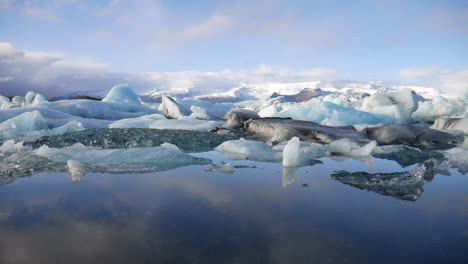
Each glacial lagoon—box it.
[1,151,467,264]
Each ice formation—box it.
[243,118,369,144]
[0,140,32,154]
[102,84,142,104]
[215,139,283,162]
[225,108,260,128]
[259,101,383,126]
[411,96,467,123]
[365,125,464,150]
[28,128,240,152]
[0,95,12,109]
[34,143,211,173]
[1,85,466,181]
[282,137,302,167]
[0,110,48,140]
[110,115,218,131]
[331,159,435,201]
[161,95,191,119]
[204,162,236,174]
[431,117,468,135]
[358,89,422,124]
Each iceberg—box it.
[204,162,236,174]
[365,125,464,150]
[0,143,212,178]
[0,140,32,154]
[0,110,48,140]
[243,118,369,144]
[412,96,467,123]
[110,115,218,131]
[372,145,444,167]
[102,84,142,104]
[225,108,260,128]
[331,160,435,201]
[260,101,383,126]
[215,139,283,162]
[359,89,423,124]
[431,117,468,135]
[161,95,191,119]
[0,95,12,109]
[35,143,211,173]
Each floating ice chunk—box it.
[0,110,48,139]
[12,96,26,107]
[190,106,210,119]
[331,160,435,201]
[0,140,32,154]
[204,162,236,174]
[102,84,142,104]
[371,145,444,167]
[110,115,219,131]
[32,93,47,105]
[244,118,369,144]
[272,101,383,126]
[443,148,468,174]
[258,105,281,118]
[283,137,301,167]
[431,117,468,135]
[180,99,234,119]
[0,95,12,109]
[215,139,283,162]
[36,100,158,121]
[66,160,88,182]
[25,91,37,105]
[358,89,423,124]
[366,125,464,150]
[109,114,167,128]
[411,96,466,123]
[161,95,191,119]
[225,108,260,128]
[35,143,211,173]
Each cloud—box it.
[418,8,468,32]
[0,42,337,98]
[399,66,468,98]
[399,67,446,79]
[176,14,234,41]
[0,76,13,83]
[0,0,13,11]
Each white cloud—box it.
[399,66,468,98]
[399,67,446,79]
[176,14,234,41]
[0,0,13,11]
[0,42,337,98]
[0,76,13,82]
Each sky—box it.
[0,0,467,97]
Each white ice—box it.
[215,139,283,162]
[35,143,210,173]
[110,115,219,131]
[102,84,142,105]
[411,96,467,123]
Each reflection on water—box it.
[0,154,467,264]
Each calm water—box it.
[0,152,467,264]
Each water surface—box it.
[0,153,467,264]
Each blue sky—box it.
[0,0,467,96]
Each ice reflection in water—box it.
[0,152,467,263]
